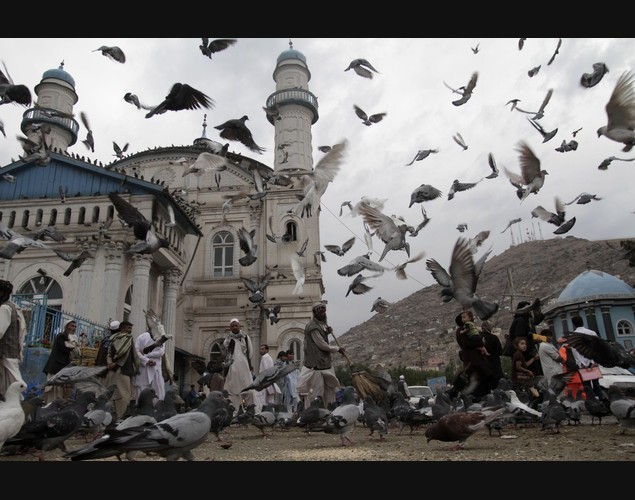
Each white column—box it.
[130,254,152,339]
[76,242,97,319]
[103,241,125,323]
[161,268,181,369]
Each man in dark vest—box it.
[0,279,27,396]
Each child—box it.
[459,310,489,356]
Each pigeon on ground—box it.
[353,104,386,126]
[294,139,348,218]
[214,115,265,154]
[324,236,356,257]
[565,332,635,369]
[565,193,602,205]
[344,58,379,79]
[425,407,505,450]
[451,71,478,106]
[80,390,116,439]
[608,385,635,434]
[64,390,228,461]
[540,389,567,433]
[356,202,410,262]
[371,296,392,313]
[54,249,93,277]
[240,272,272,304]
[409,184,443,207]
[580,62,609,88]
[337,253,387,277]
[452,132,468,150]
[0,61,32,106]
[503,140,548,203]
[199,38,237,58]
[425,237,499,320]
[311,386,360,446]
[597,155,635,170]
[597,70,635,152]
[515,89,554,121]
[531,196,576,235]
[237,226,258,266]
[582,385,612,425]
[0,381,27,452]
[362,395,389,440]
[145,83,214,119]
[108,192,169,255]
[93,45,126,63]
[248,405,277,437]
[296,396,330,432]
[405,148,439,166]
[503,389,542,418]
[547,38,562,65]
[153,389,178,422]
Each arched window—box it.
[616,319,633,337]
[289,338,302,364]
[212,231,234,277]
[284,221,297,242]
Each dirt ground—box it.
[1,413,634,462]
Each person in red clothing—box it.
[557,336,584,399]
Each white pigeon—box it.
[0,380,27,451]
[290,253,305,296]
[597,70,635,152]
[504,389,542,418]
[294,139,348,218]
[181,151,228,177]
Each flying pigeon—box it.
[518,38,526,50]
[107,192,170,255]
[324,236,356,257]
[471,43,479,54]
[237,226,258,267]
[528,65,541,77]
[506,98,521,111]
[64,390,228,461]
[531,196,576,234]
[597,70,635,152]
[143,309,173,354]
[565,332,635,369]
[572,127,583,137]
[346,274,374,297]
[467,230,490,254]
[241,362,298,393]
[456,223,468,233]
[527,117,558,143]
[353,104,386,126]
[555,139,578,152]
[54,249,93,276]
[405,148,439,166]
[597,155,635,170]
[80,111,95,152]
[565,193,602,205]
[93,45,126,63]
[547,38,562,65]
[452,132,468,150]
[0,381,27,451]
[294,139,348,218]
[337,253,387,277]
[0,234,51,260]
[393,251,425,280]
[447,178,482,200]
[344,58,379,79]
[408,206,431,237]
[425,407,505,450]
[214,115,265,154]
[290,253,305,295]
[371,296,392,313]
[145,83,215,119]
[199,38,237,58]
[264,305,281,325]
[409,184,443,207]
[515,88,553,121]
[112,141,129,159]
[0,61,32,106]
[451,71,478,106]
[425,236,499,320]
[485,152,499,179]
[356,202,410,262]
[502,140,548,203]
[580,62,609,88]
[240,272,272,304]
[123,92,152,110]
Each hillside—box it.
[335,236,635,371]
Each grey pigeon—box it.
[527,117,558,143]
[0,381,27,451]
[565,332,635,369]
[249,404,277,437]
[237,226,258,266]
[393,251,425,280]
[408,205,431,237]
[597,71,635,152]
[242,362,298,393]
[362,395,389,440]
[565,192,602,205]
[485,152,499,179]
[264,305,281,325]
[531,196,576,234]
[344,58,379,79]
[240,272,272,304]
[580,62,609,88]
[108,192,169,255]
[425,236,499,320]
[356,202,410,262]
[311,386,360,446]
[528,65,541,77]
[153,389,178,422]
[516,88,553,121]
[608,385,635,434]
[405,148,439,166]
[582,385,611,425]
[64,390,228,461]
[0,61,32,106]
[199,38,237,58]
[501,217,522,234]
[452,132,468,150]
[324,236,356,257]
[597,155,635,170]
[0,234,51,260]
[503,140,548,203]
[80,111,95,152]
[112,141,129,159]
[451,71,478,106]
[371,296,392,313]
[54,249,93,277]
[145,83,214,119]
[425,407,505,450]
[409,184,443,207]
[447,178,482,200]
[42,365,109,396]
[337,253,387,277]
[346,274,373,297]
[214,115,265,154]
[353,104,386,126]
[296,396,330,432]
[93,45,126,63]
[540,389,567,433]
[547,38,562,65]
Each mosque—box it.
[0,43,323,393]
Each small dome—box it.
[41,64,76,88]
[557,269,635,302]
[276,48,306,64]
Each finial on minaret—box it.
[201,114,208,138]
[59,60,65,70]
[289,39,293,50]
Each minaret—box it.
[20,61,80,152]
[266,40,319,173]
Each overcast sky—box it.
[0,38,634,334]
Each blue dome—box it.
[41,67,75,88]
[557,269,635,302]
[277,49,306,64]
